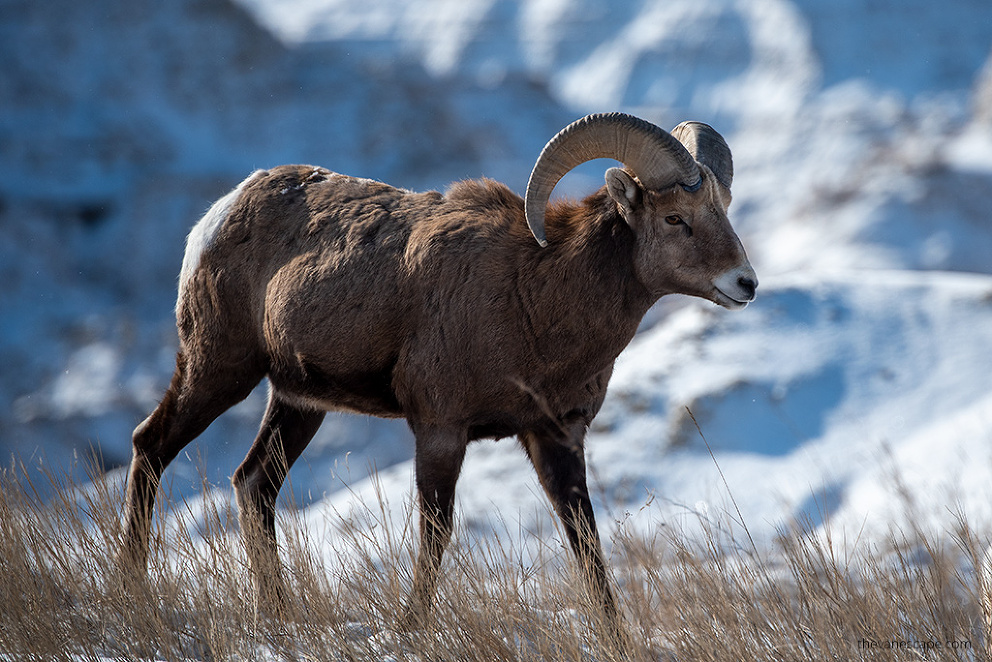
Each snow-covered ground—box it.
[3,0,992,561]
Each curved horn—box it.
[671,121,733,191]
[524,112,701,247]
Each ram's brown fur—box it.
[179,167,647,428]
[121,153,754,642]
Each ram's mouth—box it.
[712,287,751,310]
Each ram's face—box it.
[606,166,757,309]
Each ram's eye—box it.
[665,215,683,225]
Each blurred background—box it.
[2,0,992,546]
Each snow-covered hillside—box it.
[3,0,992,552]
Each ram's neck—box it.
[523,191,654,379]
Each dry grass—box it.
[1,460,990,661]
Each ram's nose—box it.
[713,264,757,310]
[737,274,757,301]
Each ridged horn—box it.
[671,121,733,191]
[524,112,701,247]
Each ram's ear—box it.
[605,167,643,229]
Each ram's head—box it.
[525,113,757,309]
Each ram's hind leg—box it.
[233,392,325,615]
[121,352,264,581]
[403,426,467,628]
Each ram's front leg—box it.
[402,425,467,628]
[520,418,626,647]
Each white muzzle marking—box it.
[713,263,758,310]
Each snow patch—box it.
[5,0,992,561]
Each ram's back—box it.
[179,165,539,419]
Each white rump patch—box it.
[176,172,260,316]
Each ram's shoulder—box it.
[445,178,523,212]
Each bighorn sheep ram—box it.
[121,112,756,633]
